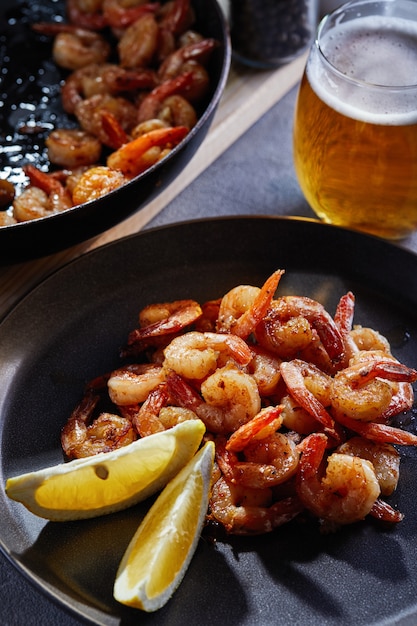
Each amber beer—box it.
[293,0,417,239]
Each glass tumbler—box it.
[293,0,417,239]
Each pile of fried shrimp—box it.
[61,269,417,535]
[0,0,219,226]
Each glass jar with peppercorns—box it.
[230,0,318,68]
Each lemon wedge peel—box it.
[5,420,206,521]
[113,440,215,612]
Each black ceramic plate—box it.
[1,217,417,626]
[0,0,230,264]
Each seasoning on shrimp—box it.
[60,268,417,537]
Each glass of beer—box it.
[293,0,417,239]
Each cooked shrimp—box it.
[170,59,209,102]
[54,28,111,70]
[280,393,320,435]
[347,350,415,419]
[129,381,200,436]
[70,0,104,13]
[117,12,159,68]
[149,94,198,129]
[0,212,17,226]
[216,270,284,339]
[131,382,169,437]
[337,436,400,496]
[139,299,202,328]
[349,326,392,354]
[122,298,203,358]
[298,331,339,375]
[163,331,253,380]
[158,0,194,36]
[209,476,303,535]
[106,125,188,177]
[383,379,416,420]
[225,406,284,453]
[99,109,131,149]
[23,3,220,222]
[333,412,417,446]
[334,291,358,365]
[126,299,202,349]
[369,498,404,523]
[46,128,102,168]
[178,29,204,48]
[330,350,417,422]
[71,165,127,204]
[334,291,355,337]
[61,63,157,115]
[222,431,300,489]
[136,72,194,123]
[256,295,345,363]
[194,298,221,332]
[157,405,199,428]
[13,166,73,221]
[100,64,157,94]
[157,38,217,101]
[130,119,170,137]
[255,310,314,360]
[108,363,165,406]
[166,365,261,434]
[55,270,417,537]
[61,63,111,114]
[61,390,136,459]
[247,345,282,397]
[217,407,300,489]
[0,179,15,209]
[280,359,338,440]
[296,432,381,527]
[67,0,107,30]
[158,37,218,80]
[74,93,137,147]
[103,0,157,29]
[217,285,260,333]
[53,166,89,196]
[199,364,261,432]
[33,23,111,70]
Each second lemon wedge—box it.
[114,440,215,612]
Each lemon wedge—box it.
[5,420,205,521]
[113,440,214,612]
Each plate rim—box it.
[2,214,415,323]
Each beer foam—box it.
[308,14,417,125]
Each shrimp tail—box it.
[124,300,203,356]
[230,269,285,339]
[334,412,417,446]
[226,406,283,453]
[23,164,63,195]
[161,0,192,35]
[165,370,202,412]
[103,2,160,29]
[334,291,356,335]
[100,109,130,150]
[369,498,404,523]
[296,432,328,479]
[280,360,340,441]
[107,125,189,177]
[132,383,169,437]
